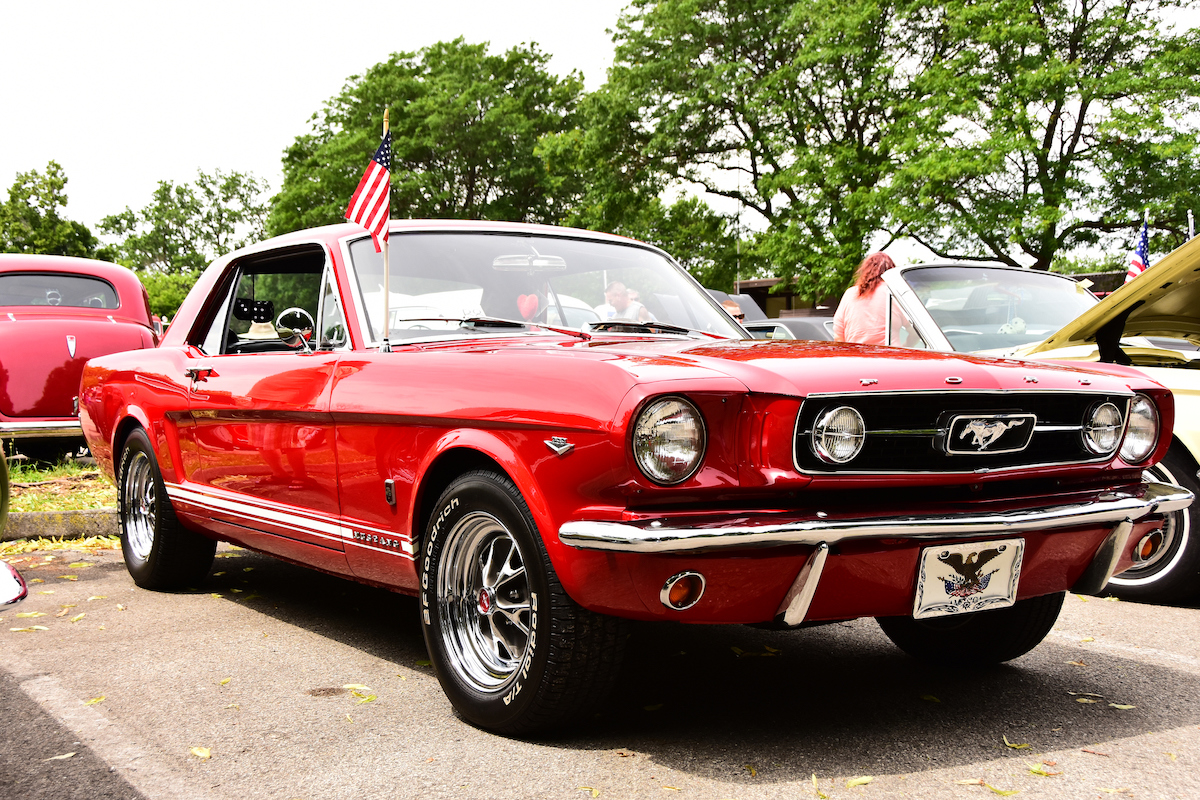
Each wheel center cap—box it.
[477,587,495,615]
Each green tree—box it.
[269,38,583,236]
[604,0,938,300]
[100,169,267,316]
[891,0,1200,269]
[0,161,101,257]
[100,169,268,275]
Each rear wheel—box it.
[1106,446,1200,603]
[419,470,625,734]
[876,592,1064,666]
[118,428,215,590]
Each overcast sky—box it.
[0,0,631,232]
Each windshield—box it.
[899,266,1099,352]
[347,232,743,342]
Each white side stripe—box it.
[165,483,413,556]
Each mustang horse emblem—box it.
[959,418,1025,450]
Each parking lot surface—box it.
[3,544,1199,799]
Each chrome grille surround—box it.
[793,389,1134,475]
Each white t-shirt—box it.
[594,300,647,321]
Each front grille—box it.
[794,390,1131,473]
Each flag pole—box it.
[381,109,391,354]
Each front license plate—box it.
[912,538,1024,619]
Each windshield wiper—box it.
[588,320,694,336]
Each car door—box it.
[182,244,348,572]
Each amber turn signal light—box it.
[660,571,706,611]
[1133,530,1164,563]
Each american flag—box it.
[1124,221,1150,283]
[345,131,392,252]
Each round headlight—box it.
[812,406,866,464]
[1119,394,1159,464]
[632,397,706,484]
[1082,402,1123,455]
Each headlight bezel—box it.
[1081,401,1124,456]
[811,405,867,465]
[1119,393,1160,464]
[631,395,707,485]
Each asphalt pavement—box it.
[2,543,1199,799]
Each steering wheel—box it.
[276,307,315,352]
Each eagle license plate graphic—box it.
[912,539,1024,619]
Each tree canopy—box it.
[99,169,268,316]
[891,0,1200,270]
[268,38,584,236]
[0,161,101,258]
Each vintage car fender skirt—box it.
[117,428,216,590]
[1107,447,1200,603]
[876,591,1065,667]
[419,471,626,734]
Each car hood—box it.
[1024,235,1200,356]
[592,337,1130,396]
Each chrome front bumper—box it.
[558,482,1193,554]
[0,420,83,439]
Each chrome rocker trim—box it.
[558,482,1193,555]
[0,420,83,439]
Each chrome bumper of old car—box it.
[0,420,83,439]
[558,482,1193,554]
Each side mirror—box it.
[1,562,26,605]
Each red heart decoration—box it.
[518,294,539,320]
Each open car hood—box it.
[1025,235,1200,357]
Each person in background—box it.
[833,252,897,345]
[595,281,650,321]
[721,300,745,322]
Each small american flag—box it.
[1124,221,1150,283]
[345,131,392,252]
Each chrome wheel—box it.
[436,511,532,692]
[122,449,157,562]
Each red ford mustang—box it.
[0,254,158,461]
[78,221,1191,734]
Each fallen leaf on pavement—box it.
[743,763,757,777]
[70,613,85,623]
[1029,764,1061,777]
[1108,703,1136,710]
[44,752,76,761]
[86,596,106,601]
[846,776,873,788]
[57,575,78,581]
[11,625,49,632]
[577,787,600,797]
[1066,660,1087,667]
[985,785,1020,796]
[1004,735,1031,749]
[15,611,46,618]
[1082,748,1110,757]
[191,747,211,760]
[84,696,105,706]
[1080,636,1094,643]
[921,694,941,703]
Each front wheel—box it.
[1106,445,1200,603]
[118,428,215,590]
[876,592,1064,667]
[419,470,625,734]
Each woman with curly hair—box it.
[833,252,897,345]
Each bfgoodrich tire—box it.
[419,470,626,735]
[1106,445,1200,604]
[876,592,1065,667]
[117,428,215,590]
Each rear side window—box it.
[0,273,119,308]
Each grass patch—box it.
[6,459,117,513]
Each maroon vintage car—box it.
[79,221,1190,734]
[0,254,158,461]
